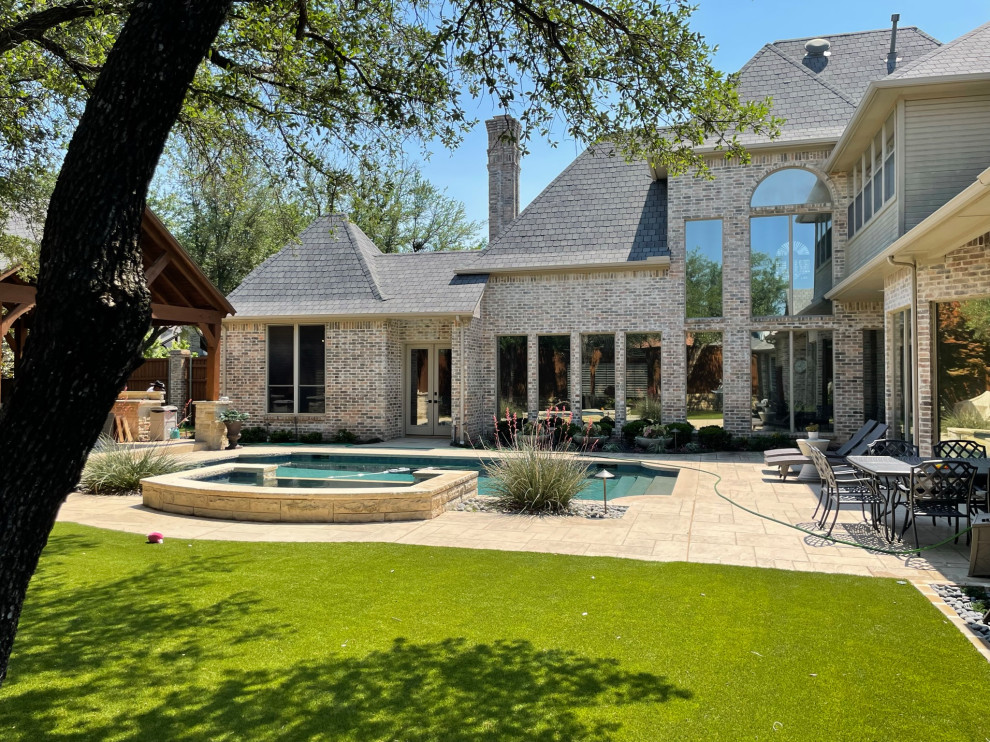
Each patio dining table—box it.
[846,455,990,541]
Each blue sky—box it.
[414,1,988,231]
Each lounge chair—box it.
[763,420,877,461]
[765,423,889,480]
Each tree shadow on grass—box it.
[21,637,690,741]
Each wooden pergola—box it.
[0,208,235,404]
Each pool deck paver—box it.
[55,444,990,589]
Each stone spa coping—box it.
[142,463,479,524]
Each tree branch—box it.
[0,0,110,55]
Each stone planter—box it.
[573,434,609,449]
[806,431,819,440]
[224,421,244,450]
[635,435,663,451]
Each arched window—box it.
[750,168,832,208]
[750,169,833,317]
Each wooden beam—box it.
[144,252,171,285]
[150,303,223,325]
[203,323,221,400]
[0,303,33,336]
[197,321,217,347]
[0,283,36,305]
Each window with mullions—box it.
[751,330,833,433]
[848,111,895,239]
[267,325,326,413]
[750,214,832,316]
[496,336,527,417]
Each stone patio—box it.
[55,444,990,587]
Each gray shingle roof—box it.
[457,146,667,272]
[227,214,488,317]
[887,20,990,80]
[732,27,940,145]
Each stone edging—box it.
[912,582,990,663]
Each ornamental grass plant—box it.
[485,409,590,512]
[79,435,186,495]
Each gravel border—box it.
[931,584,990,645]
[450,495,628,519]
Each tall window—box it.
[750,169,833,317]
[892,309,913,441]
[267,325,326,413]
[687,332,723,428]
[581,334,615,417]
[538,335,570,410]
[848,111,895,239]
[935,299,990,438]
[751,330,833,433]
[496,336,527,417]
[686,220,723,318]
[626,333,662,421]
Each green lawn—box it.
[2,523,989,741]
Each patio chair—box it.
[933,440,989,514]
[897,460,977,549]
[866,439,919,458]
[763,419,877,460]
[808,447,884,537]
[933,439,987,459]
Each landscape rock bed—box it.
[451,495,628,519]
[931,583,990,645]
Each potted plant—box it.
[519,420,549,447]
[805,423,819,440]
[218,408,250,449]
[635,424,669,452]
[573,421,610,449]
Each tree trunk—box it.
[0,0,232,685]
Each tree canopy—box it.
[0,0,778,227]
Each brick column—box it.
[168,348,191,409]
[527,333,539,420]
[614,331,626,433]
[663,332,687,423]
[570,331,582,421]
[722,328,752,435]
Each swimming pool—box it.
[207,453,678,501]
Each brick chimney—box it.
[486,115,521,242]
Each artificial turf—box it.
[2,522,989,741]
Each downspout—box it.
[888,255,919,446]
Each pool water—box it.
[204,453,678,501]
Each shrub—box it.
[331,428,360,444]
[598,416,615,434]
[602,441,622,453]
[743,434,793,452]
[483,445,590,512]
[684,442,704,454]
[299,431,323,444]
[621,418,652,444]
[238,426,268,444]
[80,436,186,495]
[698,425,733,451]
[268,429,296,443]
[665,421,695,447]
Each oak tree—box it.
[0,0,776,683]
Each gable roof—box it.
[456,146,669,273]
[887,20,990,80]
[227,214,488,318]
[731,27,940,145]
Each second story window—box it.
[848,111,895,239]
[685,219,723,318]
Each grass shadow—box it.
[6,637,691,741]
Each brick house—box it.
[222,19,990,454]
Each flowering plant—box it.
[641,424,667,439]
